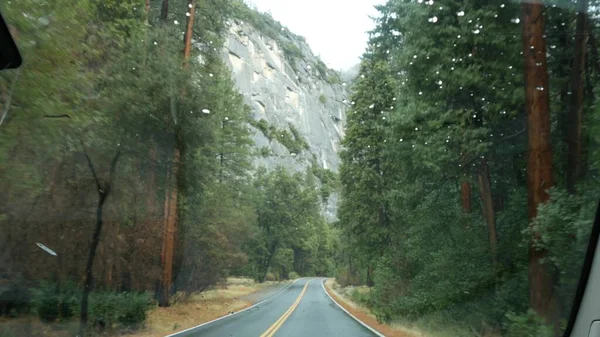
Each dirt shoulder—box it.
[131,277,289,337]
[323,279,424,337]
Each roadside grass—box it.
[131,277,280,337]
[325,279,501,337]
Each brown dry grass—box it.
[130,277,275,337]
[324,279,425,337]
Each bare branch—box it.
[79,139,102,192]
[44,114,71,119]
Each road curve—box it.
[169,278,377,337]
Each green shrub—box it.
[504,310,553,337]
[30,281,80,322]
[350,289,372,307]
[265,272,279,281]
[250,118,271,139]
[30,282,152,330]
[319,94,327,104]
[260,146,271,157]
[288,124,309,150]
[90,291,152,329]
[311,166,339,202]
[288,271,300,280]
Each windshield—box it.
[0,1,597,337]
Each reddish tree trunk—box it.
[183,0,196,66]
[159,148,180,307]
[566,0,588,194]
[522,2,557,324]
[477,159,497,264]
[460,180,472,214]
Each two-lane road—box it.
[170,278,378,337]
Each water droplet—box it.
[36,243,57,256]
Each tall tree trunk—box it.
[158,147,180,307]
[183,0,196,66]
[477,159,497,265]
[566,0,588,194]
[145,0,150,18]
[522,2,558,325]
[160,0,169,21]
[461,180,472,214]
[260,244,277,283]
[78,145,120,337]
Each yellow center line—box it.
[260,280,311,337]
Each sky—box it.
[247,0,385,71]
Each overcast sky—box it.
[247,0,385,71]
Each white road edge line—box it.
[320,279,385,337]
[164,278,303,337]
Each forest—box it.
[0,0,339,336]
[337,0,600,336]
[1,0,599,336]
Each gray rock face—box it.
[220,21,348,221]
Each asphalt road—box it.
[170,278,377,337]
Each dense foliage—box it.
[0,0,338,335]
[337,0,600,335]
